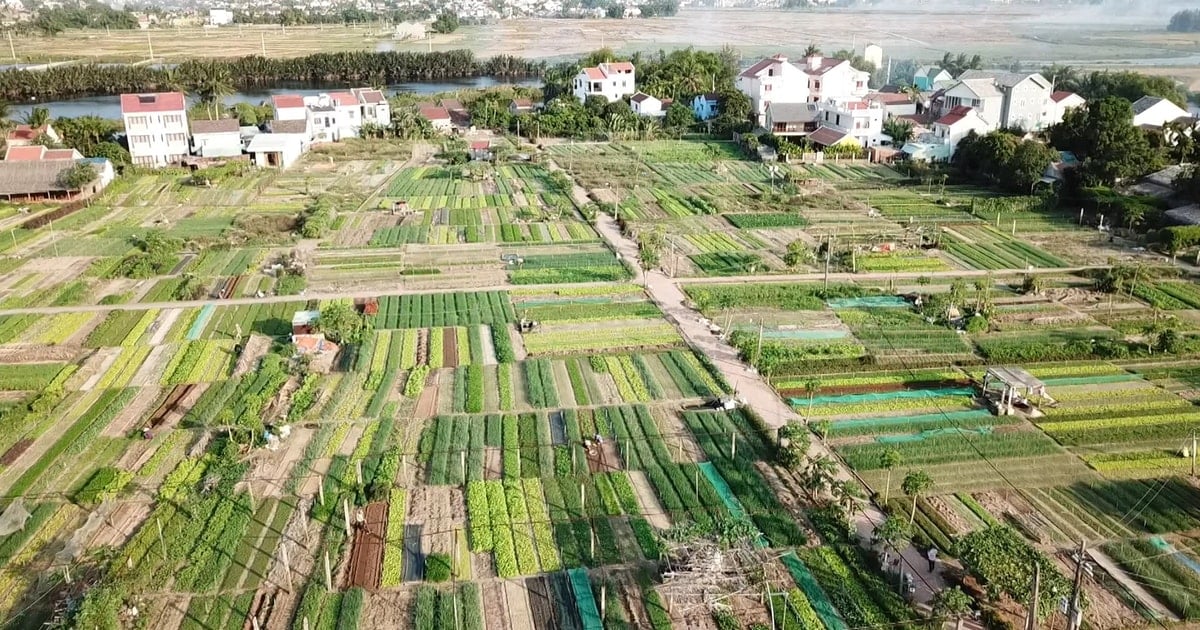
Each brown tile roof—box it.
[120,92,185,114]
[805,56,847,76]
[630,92,654,104]
[601,61,634,73]
[470,141,490,150]
[868,92,914,105]
[419,106,450,121]
[191,118,240,134]
[272,94,305,109]
[808,126,853,147]
[354,88,386,104]
[270,119,309,134]
[1051,90,1079,103]
[739,56,783,78]
[511,98,533,108]
[42,149,80,160]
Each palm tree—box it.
[189,63,234,121]
[902,470,934,524]
[803,43,822,57]
[23,106,50,128]
[880,449,902,503]
[804,378,821,414]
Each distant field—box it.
[16,5,1200,89]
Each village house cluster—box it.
[120,88,390,170]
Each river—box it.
[12,76,541,120]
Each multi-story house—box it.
[938,79,1005,130]
[738,54,871,126]
[572,62,636,103]
[352,87,390,128]
[737,55,810,126]
[957,70,1055,131]
[818,99,887,147]
[121,92,189,167]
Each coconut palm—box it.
[902,470,934,524]
[23,106,50,128]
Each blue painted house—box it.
[912,66,953,92]
[692,93,720,121]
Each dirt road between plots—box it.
[626,470,670,529]
[348,502,387,589]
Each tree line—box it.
[1168,9,1200,32]
[0,50,543,101]
[29,1,138,36]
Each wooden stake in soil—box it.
[318,479,325,506]
[303,618,310,630]
[324,551,332,590]
[356,460,363,486]
[157,517,166,561]
[343,498,352,537]
[600,585,607,619]
[580,483,586,511]
[730,431,736,460]
[252,617,262,630]
[460,451,466,481]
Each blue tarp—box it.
[187,304,215,341]
[789,387,976,407]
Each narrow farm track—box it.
[591,211,953,605]
[1087,548,1181,623]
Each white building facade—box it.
[121,92,190,167]
[572,62,636,103]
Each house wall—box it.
[737,60,809,125]
[192,131,243,158]
[633,97,662,116]
[123,109,190,167]
[935,114,990,149]
[275,105,307,122]
[1002,79,1052,131]
[821,104,885,146]
[572,69,636,103]
[883,102,918,117]
[1049,96,1085,126]
[942,86,1002,130]
[809,63,869,104]
[1134,101,1189,128]
[362,102,391,127]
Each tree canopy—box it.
[1169,9,1200,32]
[954,130,1057,192]
[1049,97,1160,185]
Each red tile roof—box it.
[1050,90,1079,103]
[805,56,846,76]
[808,126,853,147]
[601,61,634,73]
[120,92,186,114]
[42,149,79,160]
[868,92,914,104]
[272,94,305,109]
[470,141,490,150]
[5,145,45,161]
[583,67,606,80]
[935,105,975,126]
[630,92,654,104]
[511,98,533,108]
[7,125,42,141]
[419,106,450,121]
[329,92,357,107]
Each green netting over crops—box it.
[829,409,993,432]
[826,296,909,309]
[781,552,850,630]
[789,387,976,407]
[697,462,768,548]
[188,304,215,340]
[568,568,603,630]
[875,426,994,443]
[1041,374,1141,386]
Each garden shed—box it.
[982,366,1053,415]
[291,310,320,335]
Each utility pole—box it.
[146,31,153,60]
[755,322,764,367]
[1026,561,1041,630]
[823,235,832,293]
[1067,539,1087,630]
[7,32,14,61]
[1192,430,1196,478]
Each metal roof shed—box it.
[982,366,1053,414]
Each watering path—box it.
[589,211,956,608]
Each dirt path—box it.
[478,324,498,365]
[104,385,161,438]
[129,345,170,387]
[414,376,439,419]
[0,344,78,363]
[77,347,121,391]
[504,579,536,630]
[1088,548,1180,623]
[507,325,527,361]
[482,580,512,630]
[148,308,182,346]
[235,334,273,376]
[247,427,315,499]
[626,470,670,529]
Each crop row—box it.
[839,431,1064,471]
[373,291,514,329]
[0,363,67,391]
[800,394,977,417]
[31,312,94,345]
[517,300,659,323]
[690,251,765,276]
[723,213,808,228]
[380,489,407,587]
[523,321,680,355]
[524,358,559,409]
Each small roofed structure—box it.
[292,309,320,335]
[982,366,1053,415]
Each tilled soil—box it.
[128,344,172,387]
[361,590,414,629]
[478,324,498,365]
[443,327,459,368]
[86,500,152,549]
[77,347,121,391]
[627,470,671,529]
[653,408,704,463]
[484,446,503,480]
[482,580,512,630]
[247,426,314,499]
[524,577,557,630]
[587,441,622,473]
[505,580,535,630]
[0,344,79,363]
[234,334,273,376]
[348,502,387,589]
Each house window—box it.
[128,116,147,127]
[764,85,772,92]
[163,114,182,125]
[856,81,863,88]
[768,69,774,77]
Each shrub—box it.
[425,553,452,582]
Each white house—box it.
[956,70,1055,131]
[266,119,312,147]
[866,92,918,118]
[803,55,870,104]
[272,94,308,122]
[352,87,390,128]
[573,62,636,103]
[247,134,304,169]
[418,106,453,132]
[692,93,719,121]
[190,118,243,158]
[121,92,190,168]
[901,106,991,162]
[737,55,810,126]
[0,153,112,200]
[208,9,233,25]
[1132,96,1190,129]
[818,99,886,147]
[1049,91,1086,126]
[938,79,1004,130]
[737,54,871,127]
[630,92,663,117]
